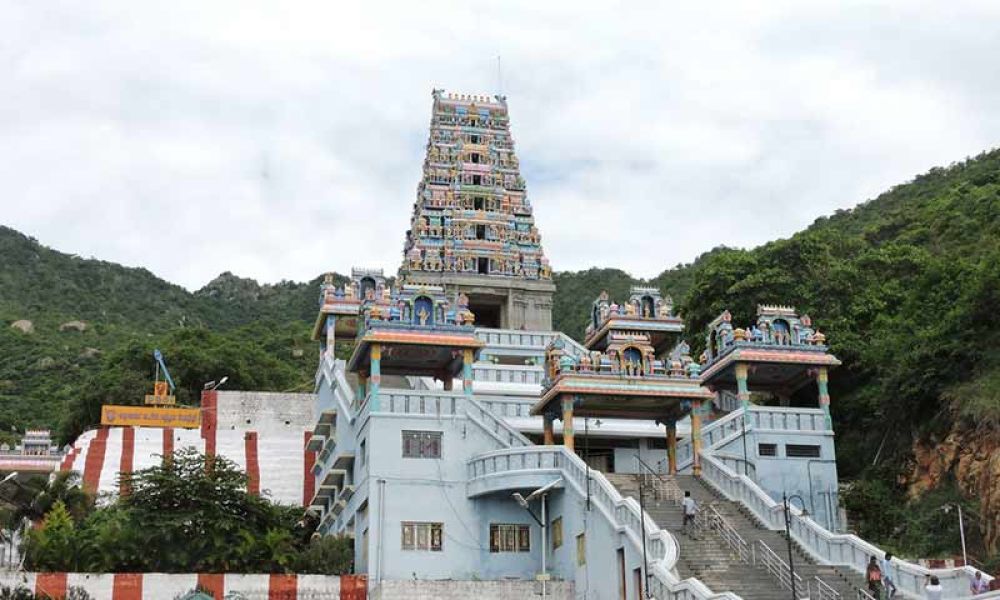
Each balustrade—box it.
[467,445,742,599]
[472,363,544,385]
[698,450,987,598]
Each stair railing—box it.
[699,505,751,564]
[855,589,876,600]
[634,455,676,503]
[813,575,842,600]
[755,539,807,599]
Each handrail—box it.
[467,446,743,599]
[699,505,751,564]
[813,575,841,600]
[698,450,994,597]
[755,539,806,598]
[634,455,676,503]
[464,394,532,448]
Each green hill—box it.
[0,227,329,442]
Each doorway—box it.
[469,296,503,329]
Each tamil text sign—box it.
[101,405,201,428]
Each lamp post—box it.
[585,417,590,511]
[513,478,563,599]
[635,452,650,598]
[941,503,968,566]
[782,492,807,600]
[740,414,749,476]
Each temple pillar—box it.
[543,413,555,446]
[369,344,381,411]
[691,400,703,476]
[323,315,336,356]
[357,373,368,407]
[816,367,832,429]
[735,362,751,431]
[665,420,678,475]
[462,348,474,396]
[561,396,575,452]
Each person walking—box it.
[881,552,897,598]
[681,491,698,537]
[866,556,883,598]
[924,575,943,599]
[971,570,989,595]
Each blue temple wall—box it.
[360,402,539,581]
[715,428,840,531]
[323,394,648,599]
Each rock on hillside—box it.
[910,427,1000,555]
[59,320,87,332]
[10,319,33,334]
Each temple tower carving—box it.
[398,90,556,330]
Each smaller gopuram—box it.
[584,287,682,354]
[532,287,712,474]
[699,305,840,427]
[311,268,389,358]
[346,283,482,410]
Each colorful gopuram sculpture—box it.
[397,90,555,330]
[312,268,390,358]
[532,287,712,474]
[699,305,840,428]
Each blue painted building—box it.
[306,91,860,599]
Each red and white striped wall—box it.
[65,391,318,507]
[0,572,366,600]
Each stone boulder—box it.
[10,320,33,334]
[59,320,88,332]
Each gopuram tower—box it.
[399,90,555,330]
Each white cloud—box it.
[1,0,998,289]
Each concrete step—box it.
[608,472,868,599]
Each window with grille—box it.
[758,443,778,457]
[785,444,821,458]
[401,431,442,458]
[401,522,443,551]
[489,524,530,553]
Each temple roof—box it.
[346,284,482,378]
[583,287,684,353]
[530,330,711,421]
[699,305,840,392]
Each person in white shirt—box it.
[925,575,943,600]
[972,571,989,595]
[881,552,897,598]
[681,491,697,536]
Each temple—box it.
[399,90,555,330]
[56,90,989,599]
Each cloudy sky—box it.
[2,1,999,290]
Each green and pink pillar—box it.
[816,366,832,429]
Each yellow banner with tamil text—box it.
[101,405,201,428]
